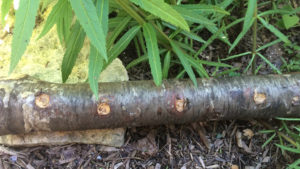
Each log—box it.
[0,74,300,136]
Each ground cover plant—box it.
[1,0,300,168]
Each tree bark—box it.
[1,74,300,136]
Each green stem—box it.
[251,3,258,74]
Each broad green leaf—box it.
[258,16,290,44]
[38,0,66,39]
[1,0,13,25]
[9,0,40,73]
[172,6,214,26]
[177,4,230,15]
[88,45,104,99]
[130,0,189,31]
[170,41,197,86]
[107,26,141,64]
[143,23,162,86]
[56,1,72,45]
[162,51,171,79]
[69,0,107,60]
[282,14,299,29]
[184,55,209,78]
[96,0,109,35]
[61,22,86,82]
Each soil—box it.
[1,11,300,169]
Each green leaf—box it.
[1,0,13,25]
[275,144,300,154]
[282,14,299,29]
[170,41,197,86]
[69,0,107,61]
[61,22,86,82]
[107,16,131,50]
[126,55,148,69]
[229,0,256,53]
[262,133,276,148]
[96,0,109,35]
[88,45,104,99]
[9,0,40,73]
[130,0,189,31]
[37,0,69,40]
[177,4,230,15]
[257,53,282,74]
[276,117,300,121]
[107,26,141,64]
[143,23,162,86]
[229,18,255,53]
[171,6,214,26]
[162,51,171,79]
[258,16,290,44]
[56,2,73,45]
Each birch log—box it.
[1,73,300,136]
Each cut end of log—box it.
[253,90,266,104]
[175,98,186,113]
[35,93,50,108]
[97,103,111,116]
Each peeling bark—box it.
[0,74,300,135]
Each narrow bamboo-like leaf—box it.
[55,1,72,45]
[1,0,13,25]
[276,117,300,121]
[143,23,162,86]
[244,0,256,32]
[184,54,209,78]
[170,41,197,86]
[262,133,276,148]
[69,0,107,60]
[126,55,148,69]
[258,16,290,44]
[107,16,131,49]
[130,0,189,31]
[9,0,40,73]
[38,0,67,40]
[256,39,281,52]
[108,26,141,63]
[162,51,171,79]
[88,45,104,99]
[96,0,109,35]
[61,22,86,82]
[177,4,230,15]
[172,6,214,26]
[87,0,109,99]
[229,18,255,53]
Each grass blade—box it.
[69,0,107,60]
[275,144,300,154]
[257,53,282,74]
[9,0,40,73]
[143,23,162,86]
[107,16,131,50]
[61,22,86,82]
[258,16,290,44]
[130,0,189,31]
[170,41,197,86]
[262,133,276,148]
[126,55,148,69]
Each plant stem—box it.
[251,3,258,74]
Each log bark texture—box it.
[1,74,300,135]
